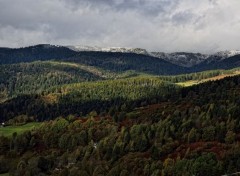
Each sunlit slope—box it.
[0,61,152,102]
[0,76,178,121]
[176,70,240,87]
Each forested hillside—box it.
[1,57,239,103]
[0,61,103,102]
[1,45,240,74]
[0,77,178,121]
[193,54,240,71]
[63,51,187,75]
[0,45,187,75]
[1,75,240,175]
[0,60,155,102]
[1,45,240,176]
[0,45,76,65]
[1,65,240,121]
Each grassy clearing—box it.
[0,122,42,137]
[176,80,199,87]
[176,71,240,87]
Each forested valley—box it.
[1,73,240,175]
[1,46,240,175]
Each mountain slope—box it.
[150,52,208,67]
[1,44,240,74]
[192,54,240,71]
[0,60,153,102]
[0,76,177,121]
[0,44,77,64]
[67,45,149,55]
[63,51,187,75]
[66,45,240,68]
[0,45,188,75]
[0,61,104,102]
[2,67,240,121]
[1,75,240,175]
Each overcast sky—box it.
[0,0,240,53]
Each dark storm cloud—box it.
[0,0,239,53]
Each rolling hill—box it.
[1,45,240,76]
[0,76,178,121]
[1,45,240,175]
[1,74,240,175]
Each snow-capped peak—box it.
[66,45,102,52]
[150,52,209,67]
[66,45,149,55]
[66,45,240,67]
[213,50,240,59]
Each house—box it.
[1,122,5,127]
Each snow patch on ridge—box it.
[66,45,240,67]
[66,45,149,55]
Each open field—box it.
[0,173,9,176]
[0,122,42,137]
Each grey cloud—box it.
[61,0,180,17]
[171,11,195,25]
[0,0,239,53]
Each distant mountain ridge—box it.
[0,44,187,75]
[67,45,149,55]
[66,45,240,67]
[1,44,240,73]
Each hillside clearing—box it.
[176,71,240,87]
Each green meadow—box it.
[0,122,41,137]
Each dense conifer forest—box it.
[1,47,240,175]
[1,75,240,175]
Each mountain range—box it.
[1,44,240,72]
[67,45,240,67]
[1,44,240,175]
